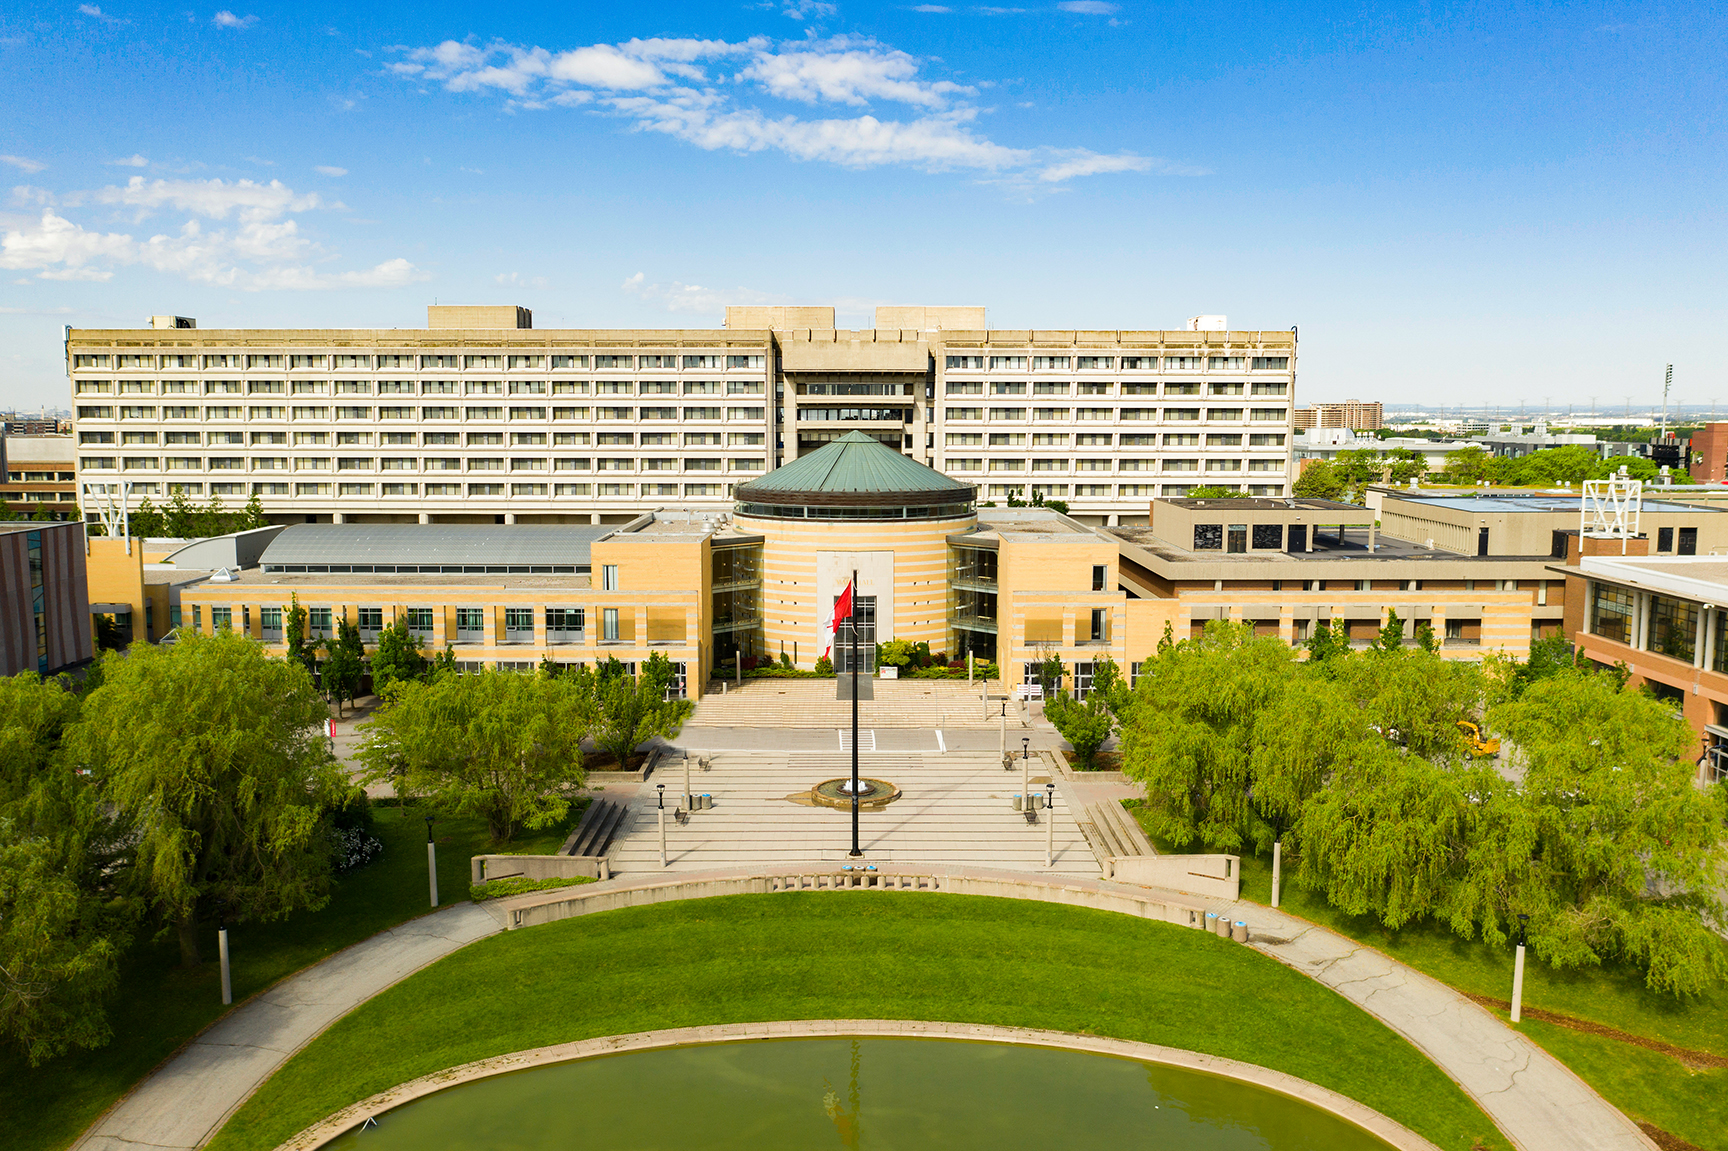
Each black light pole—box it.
[849,567,862,858]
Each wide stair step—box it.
[1083,800,1156,860]
[564,799,626,858]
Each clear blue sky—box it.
[3,1,1724,413]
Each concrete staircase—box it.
[1078,799,1156,861]
[561,799,628,858]
[689,678,1006,729]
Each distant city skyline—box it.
[3,1,1725,411]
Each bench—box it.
[1014,683,1044,702]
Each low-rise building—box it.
[1374,490,1728,559]
[1,432,78,518]
[1557,543,1728,779]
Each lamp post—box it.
[1045,782,1056,867]
[217,919,232,1005]
[684,751,692,813]
[999,700,1007,763]
[1021,737,1030,798]
[1510,913,1529,1023]
[425,815,438,908]
[657,783,667,868]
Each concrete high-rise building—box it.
[1293,400,1382,432]
[66,304,1296,529]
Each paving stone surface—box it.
[606,749,1097,877]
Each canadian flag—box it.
[822,580,854,660]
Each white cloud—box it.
[2,155,47,174]
[1057,0,1118,12]
[109,154,149,167]
[911,4,952,10]
[386,33,1171,184]
[77,4,125,21]
[212,10,258,28]
[780,0,838,18]
[314,165,348,177]
[0,175,423,290]
[622,271,783,315]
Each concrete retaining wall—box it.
[470,855,603,885]
[494,867,1211,932]
[1108,854,1241,901]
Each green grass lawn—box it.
[1121,802,1728,1149]
[208,893,1503,1151]
[0,799,586,1151]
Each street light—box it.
[1022,737,1031,799]
[656,783,668,868]
[1045,782,1056,867]
[424,815,438,908]
[1511,913,1530,1023]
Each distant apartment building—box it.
[1689,422,1728,483]
[1293,400,1383,432]
[65,304,1296,531]
[0,433,78,518]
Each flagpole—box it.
[849,567,862,858]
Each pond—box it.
[325,1037,1396,1150]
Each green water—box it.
[325,1037,1394,1150]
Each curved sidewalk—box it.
[72,904,501,1151]
[73,867,1653,1151]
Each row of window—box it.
[77,405,770,422]
[944,355,1289,371]
[73,353,767,371]
[75,379,768,396]
[945,433,1287,447]
[81,456,768,473]
[982,484,1285,498]
[942,407,1286,422]
[80,431,766,446]
[135,481,731,499]
[947,459,1281,474]
[1590,584,1728,671]
[943,381,1286,396]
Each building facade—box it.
[0,520,92,676]
[0,433,78,518]
[66,304,1296,532]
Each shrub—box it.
[814,655,834,676]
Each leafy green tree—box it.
[878,639,916,668]
[581,653,694,770]
[164,489,197,537]
[321,616,365,715]
[1328,647,1482,761]
[1035,650,1066,695]
[193,494,227,538]
[814,654,834,675]
[538,654,564,679]
[1304,617,1347,663]
[283,593,315,676]
[1292,459,1345,500]
[1413,621,1438,653]
[1479,671,1728,994]
[358,668,589,843]
[69,632,346,966]
[429,645,457,679]
[1440,445,1493,485]
[129,496,165,538]
[1184,485,1246,499]
[1045,690,1114,769]
[369,617,428,698]
[1385,447,1426,484]
[1374,608,1405,652]
[1120,622,1306,852]
[239,492,268,530]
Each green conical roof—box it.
[735,431,974,508]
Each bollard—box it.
[1272,840,1283,909]
[1511,943,1526,1023]
[218,927,232,1005]
[1204,912,1219,935]
[1231,921,1248,943]
[1013,794,1023,811]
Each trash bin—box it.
[1204,912,1219,934]
[1232,920,1248,943]
[700,794,712,810]
[1013,794,1023,811]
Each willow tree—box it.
[1120,622,1322,852]
[69,632,345,966]
[0,674,135,1063]
[359,667,589,842]
[1478,670,1728,995]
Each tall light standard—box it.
[1510,913,1529,1023]
[848,567,862,858]
[1021,737,1030,802]
[425,815,438,908]
[1044,782,1056,867]
[657,783,667,868]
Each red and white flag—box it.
[822,580,854,660]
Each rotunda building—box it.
[732,432,977,668]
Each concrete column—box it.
[418,512,430,524]
[1637,592,1652,651]
[1695,605,1709,669]
[504,513,516,524]
[591,512,601,524]
[635,605,649,650]
[1581,580,1594,635]
[1703,607,1717,673]
[333,512,347,524]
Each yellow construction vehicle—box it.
[1457,720,1500,758]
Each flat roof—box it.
[1571,556,1728,602]
[1158,497,1368,514]
[1393,494,1721,514]
[259,523,611,569]
[190,570,592,590]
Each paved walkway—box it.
[73,904,500,1151]
[1234,901,1654,1151]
